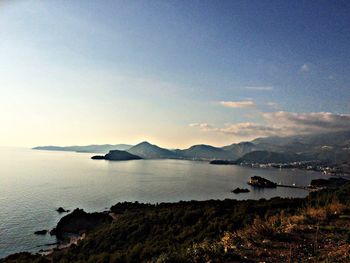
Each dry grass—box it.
[305,206,328,221]
[326,201,348,215]
[304,201,348,221]
[288,214,306,224]
[218,199,350,262]
[224,217,276,247]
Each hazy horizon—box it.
[1,1,350,148]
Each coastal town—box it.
[238,160,350,176]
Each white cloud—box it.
[218,122,281,137]
[219,100,256,109]
[189,123,213,131]
[300,63,309,72]
[245,86,273,91]
[267,102,281,110]
[262,111,350,135]
[189,111,350,138]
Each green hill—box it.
[176,144,234,160]
[127,142,180,159]
[235,150,304,164]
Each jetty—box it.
[276,183,309,190]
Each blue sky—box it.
[0,0,349,147]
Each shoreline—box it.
[2,179,350,262]
[0,170,346,260]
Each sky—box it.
[0,0,350,148]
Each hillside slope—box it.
[127,142,180,159]
[176,144,235,160]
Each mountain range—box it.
[33,130,350,164]
[33,144,133,153]
[175,144,234,160]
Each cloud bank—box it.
[219,100,256,109]
[189,123,213,131]
[190,111,350,138]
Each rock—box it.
[232,187,250,194]
[44,242,58,246]
[51,208,113,240]
[49,229,56,236]
[210,160,237,165]
[56,207,70,213]
[91,155,105,160]
[34,230,48,235]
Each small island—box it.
[34,230,47,235]
[231,187,250,194]
[248,176,277,188]
[56,207,70,213]
[91,150,142,161]
[210,160,237,165]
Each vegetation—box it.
[2,182,350,262]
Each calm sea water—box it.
[0,147,328,258]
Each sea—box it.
[0,147,330,258]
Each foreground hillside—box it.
[3,181,350,263]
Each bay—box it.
[0,147,327,258]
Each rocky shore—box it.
[50,208,113,240]
[2,177,349,263]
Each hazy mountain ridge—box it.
[221,142,261,158]
[33,130,350,163]
[33,144,133,154]
[175,144,234,160]
[249,130,350,163]
[235,150,306,164]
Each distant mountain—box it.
[33,130,350,163]
[91,150,142,161]
[235,150,304,164]
[33,144,133,154]
[175,144,234,160]
[127,141,180,159]
[252,130,350,151]
[221,142,260,159]
[251,130,350,163]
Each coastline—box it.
[0,148,341,259]
[2,179,350,262]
